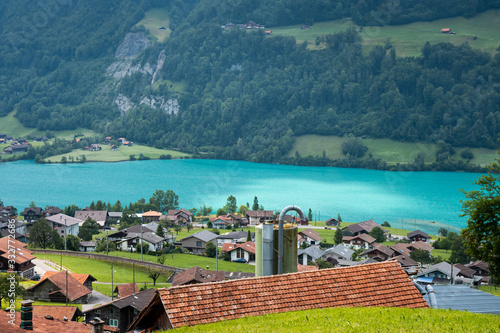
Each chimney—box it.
[19,300,34,330]
[89,317,105,333]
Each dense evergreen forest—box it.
[0,0,500,168]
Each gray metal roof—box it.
[417,261,460,278]
[324,244,354,259]
[217,231,250,240]
[46,213,82,227]
[423,285,500,315]
[298,246,325,259]
[181,230,218,243]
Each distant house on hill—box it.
[89,144,101,151]
[407,230,432,244]
[441,28,451,33]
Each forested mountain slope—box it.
[0,0,499,167]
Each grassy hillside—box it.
[0,111,97,139]
[288,135,497,166]
[134,8,171,42]
[272,9,500,57]
[44,145,191,163]
[171,306,500,333]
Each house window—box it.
[110,319,119,327]
[109,308,114,314]
[196,241,202,247]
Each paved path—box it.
[32,259,68,276]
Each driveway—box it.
[32,258,65,277]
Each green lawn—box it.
[0,110,96,139]
[0,299,84,312]
[431,248,452,261]
[288,135,496,166]
[478,285,500,297]
[92,282,171,297]
[134,8,171,42]
[106,251,255,273]
[44,144,191,163]
[272,9,500,57]
[33,253,171,284]
[171,306,500,333]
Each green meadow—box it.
[45,144,191,163]
[288,134,497,166]
[134,8,171,42]
[271,9,500,57]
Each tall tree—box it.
[334,228,344,245]
[66,235,81,251]
[252,196,259,211]
[112,200,123,212]
[369,226,386,243]
[308,208,313,221]
[461,158,500,282]
[156,224,165,238]
[0,274,25,309]
[449,235,472,264]
[226,195,237,213]
[78,217,100,241]
[149,189,179,212]
[205,241,216,258]
[247,230,252,242]
[29,219,53,249]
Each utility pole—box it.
[64,218,67,251]
[140,222,143,261]
[133,262,135,286]
[106,229,109,255]
[216,239,218,271]
[111,262,114,301]
[65,270,68,306]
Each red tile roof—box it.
[228,241,255,254]
[408,241,434,252]
[298,229,322,241]
[40,271,96,285]
[297,263,318,271]
[29,271,91,302]
[131,261,428,330]
[171,266,225,286]
[33,305,83,321]
[0,236,35,265]
[0,312,89,333]
[115,283,139,298]
[221,243,236,252]
[343,233,376,244]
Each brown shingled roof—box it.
[33,305,83,321]
[30,271,91,302]
[114,283,139,298]
[171,266,225,286]
[0,312,89,333]
[40,271,96,285]
[0,236,35,265]
[130,261,428,331]
[298,228,322,242]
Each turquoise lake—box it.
[0,159,483,235]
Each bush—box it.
[341,135,368,158]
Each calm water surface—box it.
[0,159,482,234]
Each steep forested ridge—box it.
[0,0,500,167]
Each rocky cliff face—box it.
[106,32,179,115]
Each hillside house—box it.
[107,224,153,242]
[79,240,97,252]
[298,229,322,246]
[89,144,101,151]
[0,236,36,278]
[83,288,155,333]
[26,271,92,303]
[23,207,43,222]
[75,210,109,227]
[216,230,252,244]
[42,206,62,217]
[210,216,232,229]
[172,266,225,287]
[298,246,324,265]
[325,217,340,227]
[416,261,459,284]
[342,219,387,236]
[323,244,354,261]
[246,210,274,225]
[142,210,162,223]
[391,241,434,256]
[226,241,255,262]
[128,261,428,332]
[343,233,376,250]
[180,230,217,254]
[165,208,194,225]
[360,243,395,261]
[407,230,432,244]
[441,28,451,33]
[116,232,164,252]
[46,213,81,237]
